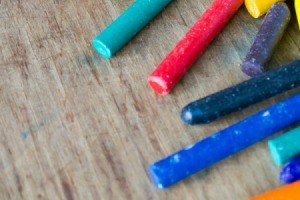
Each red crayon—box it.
[148,0,244,95]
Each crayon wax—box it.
[245,0,286,18]
[296,0,300,28]
[148,0,244,95]
[280,156,300,184]
[268,126,300,165]
[181,60,300,125]
[242,3,290,77]
[249,181,300,200]
[149,94,300,189]
[93,0,172,59]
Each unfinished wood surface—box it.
[0,0,300,199]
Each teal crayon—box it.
[93,0,172,58]
[268,127,300,166]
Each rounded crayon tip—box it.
[181,106,209,125]
[181,109,193,124]
[279,156,300,184]
[241,61,265,77]
[280,165,295,184]
[92,39,112,59]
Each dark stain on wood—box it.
[66,112,74,123]
[61,179,74,200]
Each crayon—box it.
[296,0,300,28]
[148,0,244,95]
[280,156,300,184]
[93,0,172,59]
[245,0,285,18]
[242,3,290,77]
[268,127,300,165]
[149,94,300,189]
[249,181,300,200]
[181,60,300,125]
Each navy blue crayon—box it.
[149,94,300,189]
[181,60,300,125]
[280,156,300,184]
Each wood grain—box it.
[0,0,299,199]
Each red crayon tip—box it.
[148,76,169,95]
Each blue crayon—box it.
[280,156,300,184]
[93,0,172,58]
[149,94,300,189]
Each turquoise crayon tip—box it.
[268,127,300,166]
[92,39,112,59]
[93,0,172,59]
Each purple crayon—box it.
[242,3,290,77]
[280,156,300,184]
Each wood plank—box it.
[0,0,299,199]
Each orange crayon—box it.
[250,181,300,200]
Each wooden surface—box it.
[1,0,300,199]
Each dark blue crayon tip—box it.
[280,156,300,184]
[181,105,210,125]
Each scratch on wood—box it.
[14,173,23,195]
[111,94,123,113]
[101,142,132,199]
[91,68,101,85]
